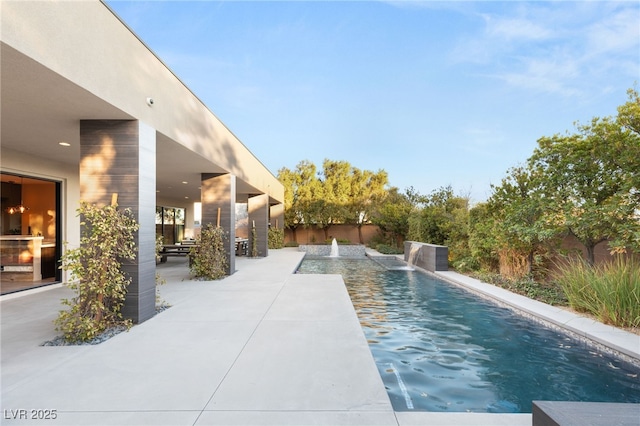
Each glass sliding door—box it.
[155,206,185,245]
[0,173,61,294]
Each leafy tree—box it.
[345,166,388,243]
[279,159,389,243]
[407,186,468,243]
[278,160,321,241]
[618,87,640,136]
[611,87,640,252]
[314,159,351,240]
[406,186,470,265]
[371,187,415,248]
[529,112,640,264]
[467,202,499,272]
[486,165,561,277]
[446,194,472,267]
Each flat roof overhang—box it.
[1,1,283,205]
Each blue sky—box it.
[106,1,639,203]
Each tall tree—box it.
[468,202,500,272]
[371,187,414,248]
[407,186,468,245]
[617,87,640,136]
[611,88,640,253]
[487,165,561,277]
[346,167,388,243]
[313,159,351,241]
[277,160,321,241]
[279,159,390,244]
[529,113,640,264]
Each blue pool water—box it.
[297,257,640,413]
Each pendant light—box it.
[5,177,29,215]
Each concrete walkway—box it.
[1,248,533,426]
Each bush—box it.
[472,271,566,306]
[368,232,388,248]
[452,256,480,273]
[268,227,284,249]
[56,202,138,343]
[155,234,168,307]
[554,256,640,328]
[189,224,228,280]
[375,244,404,255]
[250,224,258,257]
[284,241,299,247]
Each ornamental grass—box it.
[554,256,640,329]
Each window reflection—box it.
[155,206,185,244]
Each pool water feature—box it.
[297,257,640,413]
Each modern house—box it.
[0,1,285,323]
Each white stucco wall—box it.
[1,0,283,202]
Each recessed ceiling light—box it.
[182,181,188,184]
[59,142,71,147]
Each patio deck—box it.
[1,248,533,425]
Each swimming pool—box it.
[297,257,640,413]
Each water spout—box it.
[407,242,420,266]
[329,238,339,257]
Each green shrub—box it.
[368,231,398,250]
[452,256,480,273]
[56,202,138,343]
[189,224,228,280]
[268,227,284,249]
[250,224,258,257]
[284,241,299,247]
[155,234,164,263]
[473,271,566,306]
[155,234,168,307]
[375,243,404,255]
[554,256,640,328]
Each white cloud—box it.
[482,14,554,41]
[496,48,583,96]
[448,8,556,65]
[450,2,639,98]
[586,8,640,56]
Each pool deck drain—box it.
[2,248,635,425]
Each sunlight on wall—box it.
[79,135,115,204]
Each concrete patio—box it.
[0,248,544,425]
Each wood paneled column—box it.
[248,193,268,257]
[201,173,236,274]
[79,120,156,324]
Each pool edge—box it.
[433,270,640,366]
